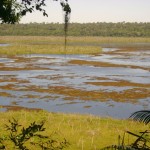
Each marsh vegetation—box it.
[0,36,149,119]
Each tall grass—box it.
[0,44,101,55]
[0,36,102,55]
[0,36,150,44]
[0,110,148,149]
[0,36,150,55]
[1,36,150,55]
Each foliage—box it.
[102,110,150,150]
[0,0,21,24]
[0,0,71,50]
[60,1,71,49]
[130,110,150,125]
[0,118,69,150]
[0,22,149,37]
[0,0,71,24]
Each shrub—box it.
[0,118,69,150]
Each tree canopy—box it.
[1,22,149,37]
[0,0,71,24]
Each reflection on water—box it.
[0,46,150,119]
[0,43,10,47]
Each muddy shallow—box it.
[0,46,150,119]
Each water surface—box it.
[0,46,149,119]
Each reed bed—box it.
[0,36,150,55]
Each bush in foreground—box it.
[0,118,69,150]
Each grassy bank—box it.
[1,36,150,43]
[0,36,102,55]
[0,36,150,55]
[0,110,148,149]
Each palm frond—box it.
[129,110,150,125]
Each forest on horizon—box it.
[0,22,150,37]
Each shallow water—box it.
[0,43,10,47]
[0,46,150,119]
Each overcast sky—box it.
[21,0,150,23]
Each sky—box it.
[20,0,150,23]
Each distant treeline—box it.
[0,22,150,37]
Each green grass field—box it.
[0,110,148,150]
